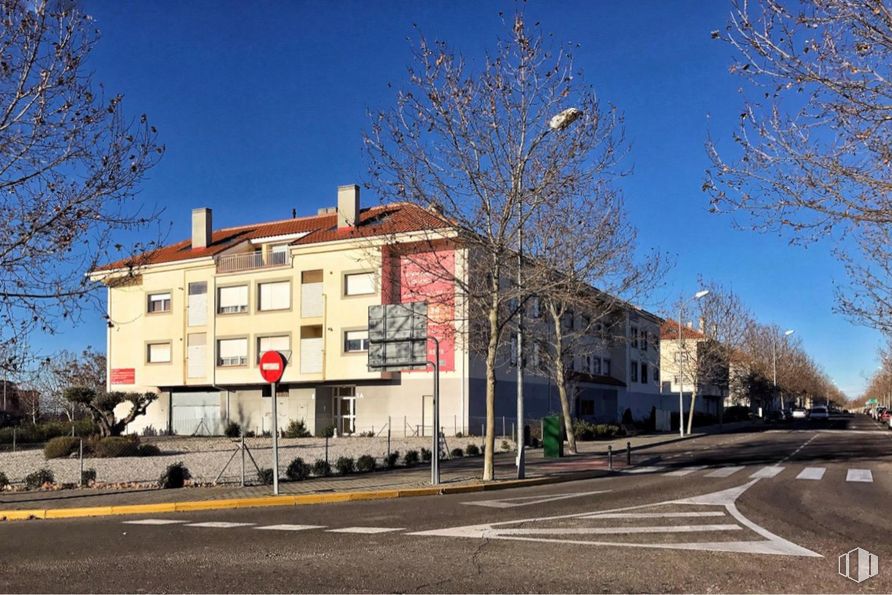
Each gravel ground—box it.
[0,435,507,487]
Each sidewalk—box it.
[0,420,754,518]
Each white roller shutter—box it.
[259,281,290,311]
[218,285,248,313]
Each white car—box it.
[809,406,829,421]
[791,408,807,419]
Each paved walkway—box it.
[0,421,753,512]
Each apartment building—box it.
[91,185,664,436]
[659,319,726,417]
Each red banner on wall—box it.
[110,368,135,385]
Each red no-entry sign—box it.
[259,350,286,383]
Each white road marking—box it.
[664,466,707,477]
[327,527,404,534]
[123,519,188,525]
[846,469,873,483]
[185,522,256,528]
[750,466,785,479]
[704,466,743,478]
[255,524,325,531]
[581,511,725,519]
[795,467,825,481]
[411,478,821,557]
[494,524,741,536]
[462,490,609,509]
[621,466,665,474]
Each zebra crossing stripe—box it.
[704,466,743,478]
[846,469,873,483]
[750,466,784,479]
[795,467,825,480]
[327,527,404,534]
[185,522,256,528]
[255,524,326,531]
[664,466,707,477]
[123,519,187,525]
[621,466,665,474]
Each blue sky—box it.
[46,0,878,397]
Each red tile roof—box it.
[94,202,450,272]
[660,318,706,341]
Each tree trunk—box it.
[549,309,577,454]
[686,385,698,435]
[482,298,499,481]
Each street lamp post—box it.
[677,290,709,437]
[772,329,795,411]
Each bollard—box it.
[608,445,613,471]
[325,435,329,467]
[502,416,506,438]
[387,416,392,460]
[626,441,631,465]
[240,434,246,487]
[79,439,84,487]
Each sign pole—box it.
[272,380,279,495]
[431,337,440,486]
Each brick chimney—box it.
[337,184,359,230]
[192,208,212,249]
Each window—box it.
[603,358,611,376]
[146,342,171,363]
[592,357,602,375]
[641,331,648,351]
[654,366,660,383]
[147,292,171,313]
[344,330,369,353]
[257,335,290,361]
[509,336,518,367]
[258,281,290,311]
[529,342,540,369]
[530,296,541,318]
[345,272,375,296]
[270,244,289,265]
[217,338,248,367]
[641,363,648,384]
[630,326,639,349]
[218,285,248,314]
[630,360,638,382]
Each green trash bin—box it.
[542,415,563,458]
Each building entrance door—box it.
[332,386,356,435]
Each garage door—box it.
[172,391,222,435]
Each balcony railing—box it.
[216,251,289,274]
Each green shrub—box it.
[285,457,311,481]
[136,443,161,457]
[25,468,55,489]
[335,456,355,475]
[92,435,140,458]
[501,440,510,451]
[384,451,400,469]
[244,430,256,438]
[317,425,335,438]
[455,431,464,438]
[465,444,480,456]
[44,436,81,459]
[283,419,312,439]
[0,419,98,445]
[621,408,634,425]
[421,448,431,462]
[356,454,376,472]
[81,468,97,486]
[403,450,419,467]
[357,430,375,438]
[450,447,464,458]
[312,459,331,477]
[159,462,191,489]
[529,437,540,448]
[141,425,159,437]
[257,467,274,485]
[224,421,241,438]
[0,471,8,489]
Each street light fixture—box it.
[678,290,709,437]
[516,107,583,480]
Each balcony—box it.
[215,250,289,274]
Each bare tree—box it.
[705,0,892,331]
[0,0,163,350]
[366,15,619,479]
[527,187,666,454]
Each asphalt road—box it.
[2,414,889,593]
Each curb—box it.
[0,469,611,522]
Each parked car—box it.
[791,408,808,420]
[808,406,829,421]
[879,409,891,423]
